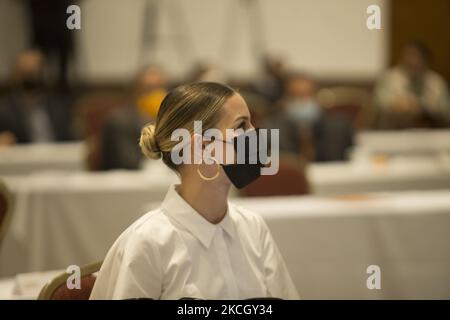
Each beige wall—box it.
[0,0,388,83]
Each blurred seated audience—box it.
[374,41,450,129]
[264,108,304,158]
[239,91,271,128]
[265,72,353,162]
[73,91,126,170]
[0,50,74,145]
[253,55,287,103]
[99,66,168,170]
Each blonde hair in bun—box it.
[139,82,235,171]
[139,124,161,160]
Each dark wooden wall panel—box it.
[390,0,450,83]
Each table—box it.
[236,192,450,299]
[1,186,449,299]
[308,157,450,195]
[0,278,14,300]
[354,129,450,157]
[0,270,62,300]
[0,165,178,277]
[0,142,86,175]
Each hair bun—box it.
[139,124,162,160]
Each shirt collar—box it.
[161,184,236,248]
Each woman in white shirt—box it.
[90,82,299,300]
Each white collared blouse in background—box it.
[90,184,299,300]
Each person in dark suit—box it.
[99,66,168,170]
[312,113,354,162]
[0,50,74,144]
[26,0,76,89]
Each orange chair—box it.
[0,179,13,250]
[38,261,102,300]
[241,155,310,197]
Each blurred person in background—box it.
[0,49,74,145]
[253,55,287,103]
[25,0,76,89]
[265,72,353,162]
[374,41,450,129]
[99,65,168,170]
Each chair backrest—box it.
[38,261,102,300]
[0,179,13,250]
[317,86,373,129]
[240,155,310,197]
[74,92,126,170]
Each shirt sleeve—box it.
[257,215,300,300]
[90,230,162,300]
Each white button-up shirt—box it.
[90,185,299,300]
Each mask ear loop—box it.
[197,157,221,181]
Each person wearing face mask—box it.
[90,82,299,300]
[284,74,322,129]
[265,73,353,162]
[285,97,322,127]
[0,50,74,145]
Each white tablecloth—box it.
[0,270,62,300]
[1,183,449,298]
[0,166,178,277]
[0,278,14,300]
[308,157,450,195]
[354,129,450,157]
[0,142,86,175]
[236,193,450,299]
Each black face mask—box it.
[221,128,268,189]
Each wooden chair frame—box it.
[38,261,103,300]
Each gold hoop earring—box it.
[197,157,220,181]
